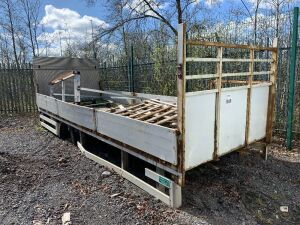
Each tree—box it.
[240,0,263,44]
[19,0,41,57]
[0,0,20,67]
[88,0,204,38]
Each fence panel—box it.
[0,64,36,115]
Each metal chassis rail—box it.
[39,109,182,208]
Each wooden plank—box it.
[186,40,278,51]
[186,57,219,62]
[146,109,177,123]
[185,89,218,97]
[114,103,145,114]
[186,74,218,80]
[213,47,223,159]
[222,71,271,78]
[129,105,162,118]
[266,39,278,143]
[177,23,186,179]
[49,70,74,85]
[186,71,271,80]
[136,106,171,120]
[245,49,255,145]
[186,58,273,63]
[147,99,176,107]
[121,103,155,116]
[156,114,177,125]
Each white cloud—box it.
[204,0,223,6]
[192,0,223,7]
[38,5,109,56]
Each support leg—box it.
[170,182,182,208]
[79,131,86,147]
[121,151,129,170]
[263,144,269,161]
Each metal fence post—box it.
[286,7,299,150]
[131,45,135,93]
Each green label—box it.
[159,176,171,188]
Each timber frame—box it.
[35,23,278,209]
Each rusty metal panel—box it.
[184,92,216,170]
[96,110,178,165]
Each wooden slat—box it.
[245,49,255,145]
[49,71,74,85]
[114,103,145,114]
[121,103,155,116]
[146,109,177,123]
[136,106,172,120]
[186,40,277,51]
[266,39,278,143]
[156,114,177,125]
[186,74,218,80]
[186,58,273,63]
[129,105,163,118]
[213,46,223,159]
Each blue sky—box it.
[37,0,299,55]
[41,0,107,20]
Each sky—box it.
[37,0,299,56]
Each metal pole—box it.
[286,7,299,150]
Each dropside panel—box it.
[219,88,247,155]
[184,93,216,170]
[249,85,269,142]
[96,111,178,165]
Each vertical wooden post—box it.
[177,23,186,183]
[74,71,81,104]
[286,7,299,150]
[213,47,223,159]
[245,48,254,145]
[266,39,278,143]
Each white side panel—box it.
[184,93,216,170]
[249,86,269,142]
[36,93,58,114]
[219,89,247,155]
[96,111,177,165]
[57,101,95,130]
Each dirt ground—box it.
[0,115,299,225]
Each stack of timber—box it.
[107,99,177,129]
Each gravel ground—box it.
[0,115,299,225]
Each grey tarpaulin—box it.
[33,57,101,99]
